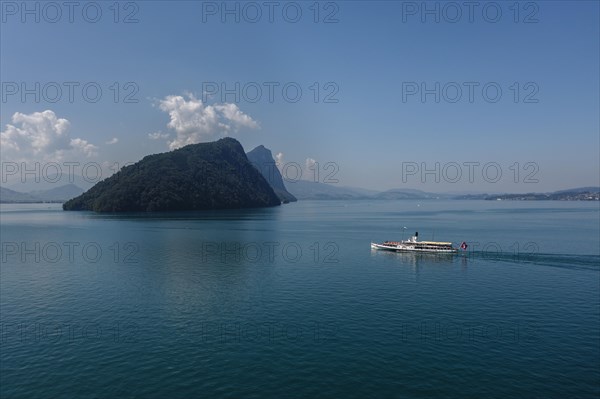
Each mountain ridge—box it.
[0,184,84,203]
[63,138,281,212]
[246,145,297,203]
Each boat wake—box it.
[461,251,600,271]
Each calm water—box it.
[1,200,599,398]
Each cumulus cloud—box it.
[148,131,170,140]
[0,110,98,161]
[275,152,284,168]
[213,103,258,130]
[275,152,285,173]
[157,94,259,150]
[70,138,99,157]
[105,137,119,145]
[303,158,319,181]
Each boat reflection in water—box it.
[371,247,458,264]
[370,248,470,277]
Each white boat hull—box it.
[371,242,458,254]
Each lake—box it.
[1,200,599,398]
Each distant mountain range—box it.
[285,183,455,200]
[553,187,600,194]
[285,182,600,201]
[5,174,95,192]
[3,177,598,204]
[0,187,39,203]
[454,188,600,201]
[284,180,378,200]
[374,188,453,200]
[1,184,84,203]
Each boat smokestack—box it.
[410,231,418,243]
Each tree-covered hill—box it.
[63,138,281,212]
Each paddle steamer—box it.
[371,232,464,254]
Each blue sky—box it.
[1,1,599,192]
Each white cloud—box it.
[157,94,259,150]
[303,158,318,181]
[0,110,97,161]
[275,152,284,172]
[1,110,69,155]
[70,138,99,157]
[275,152,284,165]
[148,131,170,140]
[106,137,119,145]
[213,103,259,130]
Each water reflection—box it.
[80,206,284,222]
[370,248,464,272]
